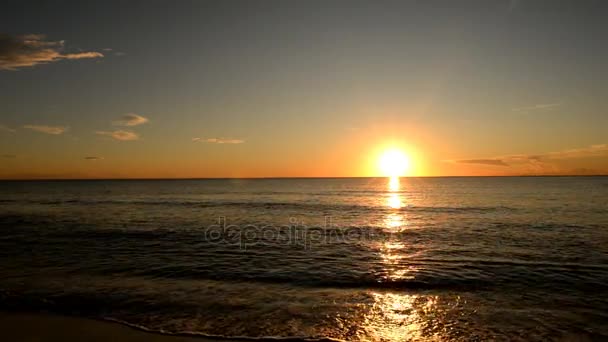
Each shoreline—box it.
[0,312,233,342]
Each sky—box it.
[1,0,607,178]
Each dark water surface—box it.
[1,177,607,341]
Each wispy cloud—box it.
[193,137,244,144]
[496,144,608,164]
[84,156,104,160]
[0,124,16,133]
[451,144,608,169]
[542,144,608,160]
[454,159,509,166]
[112,113,149,127]
[0,33,103,71]
[96,130,139,141]
[23,125,68,135]
[512,103,561,113]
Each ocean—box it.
[1,177,607,341]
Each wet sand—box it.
[0,312,229,342]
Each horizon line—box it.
[1,174,607,181]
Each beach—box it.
[0,312,230,342]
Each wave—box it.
[0,198,518,214]
[119,265,608,292]
[2,265,606,331]
[102,317,347,342]
[0,291,345,342]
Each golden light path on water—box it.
[384,176,406,230]
[355,176,454,341]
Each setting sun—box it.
[378,149,411,177]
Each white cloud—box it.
[96,130,139,141]
[0,33,103,71]
[193,137,244,144]
[23,125,68,135]
[112,113,149,127]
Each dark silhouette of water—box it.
[1,177,607,340]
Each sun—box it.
[378,149,411,177]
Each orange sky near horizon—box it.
[2,122,607,179]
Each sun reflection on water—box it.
[342,177,464,341]
[327,290,468,341]
[380,177,414,281]
[384,212,403,229]
[387,194,402,209]
[388,176,400,191]
[385,176,406,228]
[360,292,438,341]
